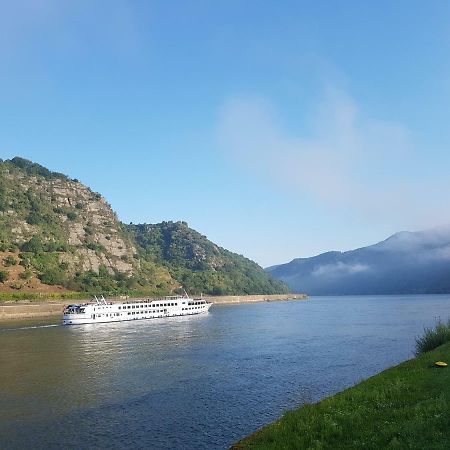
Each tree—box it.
[21,236,43,254]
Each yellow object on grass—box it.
[434,361,448,367]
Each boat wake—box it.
[0,324,59,332]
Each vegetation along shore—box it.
[232,321,450,449]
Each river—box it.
[1,295,449,449]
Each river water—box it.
[1,295,450,449]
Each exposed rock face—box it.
[0,159,135,277]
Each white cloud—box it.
[217,87,450,228]
[312,262,370,277]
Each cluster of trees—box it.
[127,221,289,295]
[3,157,69,180]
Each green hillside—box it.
[0,157,288,298]
[127,221,289,295]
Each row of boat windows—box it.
[118,303,178,309]
[95,307,204,318]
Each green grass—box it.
[0,288,179,303]
[416,319,450,355]
[0,292,87,302]
[233,342,450,449]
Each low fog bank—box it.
[267,226,450,295]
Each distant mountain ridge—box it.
[267,227,450,295]
[0,157,288,296]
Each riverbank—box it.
[0,293,307,320]
[233,341,450,449]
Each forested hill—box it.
[127,222,289,295]
[0,157,288,297]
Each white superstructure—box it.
[63,295,212,325]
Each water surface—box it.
[1,295,449,449]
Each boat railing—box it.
[120,295,189,305]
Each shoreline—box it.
[232,341,450,449]
[0,293,307,321]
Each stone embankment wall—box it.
[0,302,66,320]
[205,294,307,304]
[0,294,308,321]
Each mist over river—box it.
[1,295,450,449]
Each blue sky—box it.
[1,1,450,266]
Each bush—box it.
[39,268,67,285]
[66,212,77,221]
[415,319,450,355]
[3,255,17,266]
[0,270,9,283]
[21,236,43,254]
[19,269,33,280]
[26,212,43,225]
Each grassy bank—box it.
[233,341,450,449]
[0,289,173,303]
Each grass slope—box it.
[233,342,450,449]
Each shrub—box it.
[415,319,450,355]
[39,268,67,286]
[21,236,43,254]
[66,212,77,221]
[19,269,33,280]
[3,255,17,266]
[86,242,105,252]
[26,212,42,225]
[0,270,9,283]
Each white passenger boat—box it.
[63,294,212,325]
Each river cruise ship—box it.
[63,295,212,325]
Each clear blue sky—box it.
[2,1,450,266]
